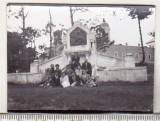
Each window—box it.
[114,52,118,57]
[135,53,139,58]
[148,54,151,60]
[70,27,87,46]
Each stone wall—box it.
[8,73,45,84]
[95,52,125,67]
[97,67,147,82]
[8,67,147,84]
[38,54,68,73]
[30,60,40,73]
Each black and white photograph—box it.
[7,4,155,112]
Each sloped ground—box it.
[8,80,153,112]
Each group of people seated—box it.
[40,52,97,88]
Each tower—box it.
[99,18,110,39]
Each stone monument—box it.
[28,20,147,83]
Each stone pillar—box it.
[125,53,135,67]
[30,60,40,73]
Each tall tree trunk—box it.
[70,7,74,26]
[138,18,145,64]
[22,6,28,70]
[33,36,36,59]
[49,26,52,58]
[49,8,52,58]
[22,6,25,39]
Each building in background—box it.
[146,38,155,48]
[105,44,154,63]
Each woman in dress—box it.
[60,71,70,88]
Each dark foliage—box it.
[94,25,114,51]
[7,32,37,73]
[126,6,153,20]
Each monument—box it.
[34,21,126,73]
[8,20,147,84]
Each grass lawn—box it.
[8,81,153,112]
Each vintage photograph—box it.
[7,4,155,112]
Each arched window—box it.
[70,27,87,46]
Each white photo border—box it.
[0,0,160,113]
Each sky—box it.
[7,5,155,51]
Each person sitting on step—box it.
[81,69,96,87]
[82,59,92,76]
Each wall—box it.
[30,60,40,73]
[97,67,147,82]
[8,73,45,84]
[38,54,68,73]
[9,67,147,84]
[95,52,125,67]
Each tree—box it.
[25,27,41,49]
[7,32,36,73]
[42,8,55,58]
[7,6,40,72]
[38,44,48,59]
[7,32,24,72]
[13,6,29,40]
[25,27,41,60]
[53,30,63,56]
[125,6,153,63]
[90,19,115,51]
[69,7,88,26]
[8,6,30,47]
